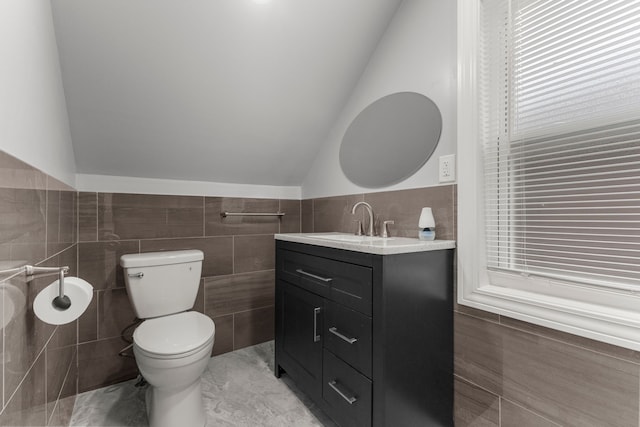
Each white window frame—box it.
[457,0,640,351]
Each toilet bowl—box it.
[120,250,214,427]
[133,311,215,427]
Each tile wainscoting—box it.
[74,192,301,393]
[2,150,639,427]
[0,152,77,426]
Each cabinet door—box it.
[279,282,324,400]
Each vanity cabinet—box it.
[275,240,454,427]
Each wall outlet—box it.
[439,154,456,183]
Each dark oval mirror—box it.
[339,92,442,188]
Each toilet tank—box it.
[120,250,204,319]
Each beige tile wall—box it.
[0,151,77,426]
[304,184,640,427]
[306,185,456,240]
[75,193,300,393]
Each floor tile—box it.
[69,341,335,427]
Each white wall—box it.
[301,0,457,199]
[76,173,301,200]
[0,0,76,187]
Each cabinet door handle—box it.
[313,307,321,342]
[296,269,332,283]
[327,380,357,405]
[329,327,358,344]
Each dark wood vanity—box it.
[275,237,454,427]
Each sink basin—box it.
[306,233,388,243]
[275,232,456,255]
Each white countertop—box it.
[275,233,456,255]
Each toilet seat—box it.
[133,311,215,360]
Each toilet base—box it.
[145,379,206,427]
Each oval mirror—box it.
[339,92,442,188]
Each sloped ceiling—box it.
[50,0,403,186]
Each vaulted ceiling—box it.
[50,0,403,186]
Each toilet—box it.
[120,250,215,427]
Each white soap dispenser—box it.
[418,207,436,241]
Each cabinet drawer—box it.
[278,249,372,315]
[325,301,372,377]
[323,349,372,427]
[279,250,331,298]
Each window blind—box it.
[481,0,640,289]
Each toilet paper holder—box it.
[0,264,71,310]
[27,265,71,310]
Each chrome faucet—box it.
[351,202,375,236]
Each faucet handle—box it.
[381,220,394,238]
[353,220,364,236]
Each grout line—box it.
[76,191,79,247]
[76,337,113,346]
[40,244,76,263]
[58,191,62,249]
[95,192,98,242]
[48,397,59,426]
[454,309,500,325]
[232,236,235,275]
[45,182,49,258]
[44,343,49,423]
[204,269,275,280]
[47,344,76,426]
[2,280,4,412]
[496,313,640,366]
[201,278,206,316]
[453,374,499,398]
[3,329,56,411]
[74,341,79,396]
[229,305,275,316]
[501,398,562,427]
[96,291,100,341]
[76,241,81,279]
[90,234,265,243]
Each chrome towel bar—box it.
[220,212,285,218]
[0,264,71,309]
[0,264,69,281]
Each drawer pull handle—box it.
[296,269,332,283]
[313,307,321,342]
[329,327,358,344]
[328,380,357,405]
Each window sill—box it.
[458,281,640,351]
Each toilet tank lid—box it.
[120,250,204,268]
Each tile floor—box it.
[69,341,336,427]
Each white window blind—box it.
[481,0,640,290]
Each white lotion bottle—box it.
[418,207,436,241]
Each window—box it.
[458,0,640,350]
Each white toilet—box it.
[120,250,215,427]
